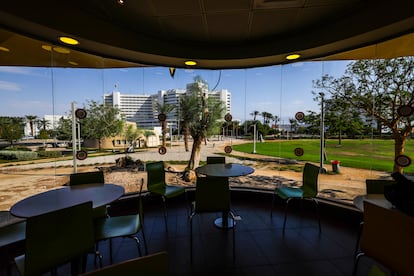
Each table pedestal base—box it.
[214,217,235,229]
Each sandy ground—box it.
[0,140,389,211]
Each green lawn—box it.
[232,139,414,173]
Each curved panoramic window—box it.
[0,30,413,211]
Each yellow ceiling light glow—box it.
[41,45,52,51]
[59,36,79,45]
[184,60,197,66]
[0,46,10,52]
[53,47,71,54]
[286,53,301,60]
[68,61,79,66]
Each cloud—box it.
[0,81,21,92]
[0,67,32,75]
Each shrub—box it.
[0,150,38,161]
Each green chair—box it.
[271,162,321,232]
[206,156,226,164]
[189,175,235,263]
[353,201,414,276]
[14,201,95,276]
[80,251,168,276]
[0,220,26,275]
[146,161,186,231]
[94,178,148,264]
[69,171,108,219]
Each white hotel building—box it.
[104,83,231,129]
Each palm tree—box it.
[250,110,259,121]
[25,115,38,137]
[154,102,175,146]
[180,92,199,151]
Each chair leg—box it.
[130,236,142,257]
[189,215,194,263]
[354,221,364,257]
[161,196,168,232]
[352,252,365,276]
[312,198,321,232]
[282,198,291,232]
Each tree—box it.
[0,117,24,146]
[250,110,259,121]
[154,102,175,147]
[186,77,225,169]
[81,100,124,151]
[25,115,38,137]
[37,118,50,131]
[180,92,199,152]
[314,57,414,172]
[55,116,72,140]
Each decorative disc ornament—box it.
[75,108,87,119]
[224,145,232,154]
[395,154,411,167]
[158,113,166,122]
[397,105,414,117]
[158,146,167,155]
[224,113,232,122]
[294,147,304,157]
[295,111,305,121]
[76,150,88,160]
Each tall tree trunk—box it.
[188,136,202,170]
[183,121,190,152]
[338,129,342,145]
[161,121,167,146]
[393,132,406,173]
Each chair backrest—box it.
[194,176,230,213]
[365,179,396,194]
[69,171,107,218]
[206,156,225,164]
[80,251,168,276]
[23,201,95,276]
[302,163,320,197]
[360,201,414,275]
[146,161,166,192]
[70,171,105,186]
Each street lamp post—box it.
[319,93,326,173]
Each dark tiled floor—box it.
[2,190,386,275]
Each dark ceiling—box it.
[1,0,414,69]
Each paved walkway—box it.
[0,139,257,171]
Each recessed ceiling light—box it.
[117,0,125,5]
[0,46,10,52]
[59,36,79,45]
[286,54,301,60]
[41,45,52,51]
[185,60,197,66]
[53,47,71,54]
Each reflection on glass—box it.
[1,42,413,211]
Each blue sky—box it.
[0,60,350,123]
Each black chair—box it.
[206,156,225,164]
[14,202,95,276]
[189,175,235,263]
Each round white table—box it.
[10,183,125,218]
